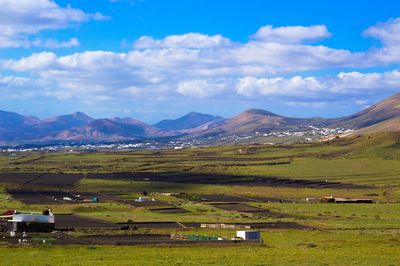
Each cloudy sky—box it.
[0,0,400,123]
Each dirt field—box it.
[125,200,172,207]
[7,189,103,204]
[0,173,42,184]
[190,222,307,229]
[239,222,306,229]
[118,222,183,228]
[150,207,190,213]
[27,173,84,186]
[76,235,258,245]
[210,203,271,213]
[196,194,290,203]
[0,173,84,186]
[116,221,306,229]
[0,232,171,245]
[77,234,172,245]
[87,172,368,189]
[1,232,258,246]
[0,171,368,189]
[55,214,121,229]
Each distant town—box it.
[1,126,353,153]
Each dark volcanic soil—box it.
[0,173,84,186]
[0,171,368,189]
[27,173,84,186]
[7,189,103,204]
[118,222,183,228]
[55,214,120,229]
[0,173,41,184]
[87,172,369,189]
[210,203,270,213]
[2,232,258,246]
[124,200,172,207]
[196,194,290,203]
[149,207,190,213]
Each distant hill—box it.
[190,93,400,138]
[0,110,39,127]
[331,93,400,129]
[187,109,327,138]
[53,117,175,141]
[30,112,94,136]
[355,117,400,134]
[153,112,224,133]
[0,110,39,142]
[0,92,400,144]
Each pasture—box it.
[0,133,399,265]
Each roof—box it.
[2,210,16,216]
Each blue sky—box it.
[0,0,400,123]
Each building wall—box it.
[7,221,55,232]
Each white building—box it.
[236,230,261,240]
[6,209,55,232]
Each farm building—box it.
[322,196,373,204]
[236,230,261,240]
[1,209,55,232]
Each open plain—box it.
[0,133,399,265]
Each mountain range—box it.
[1,93,399,144]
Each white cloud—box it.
[236,76,324,97]
[0,37,81,49]
[252,25,331,43]
[33,38,80,49]
[364,18,400,46]
[231,42,355,74]
[2,18,400,108]
[0,0,108,48]
[134,33,232,49]
[236,70,400,98]
[358,18,400,66]
[0,74,30,86]
[3,52,57,71]
[56,51,127,69]
[177,79,229,98]
[285,101,329,108]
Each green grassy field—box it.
[0,133,399,187]
[0,229,399,265]
[0,133,399,265]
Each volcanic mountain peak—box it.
[186,111,206,116]
[0,110,39,126]
[110,117,149,126]
[29,112,95,137]
[153,111,224,131]
[243,109,279,116]
[53,118,148,141]
[42,112,94,124]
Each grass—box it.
[0,132,400,264]
[0,133,399,187]
[77,178,392,202]
[0,229,400,265]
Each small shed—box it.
[236,230,261,240]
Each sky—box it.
[1,0,400,123]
